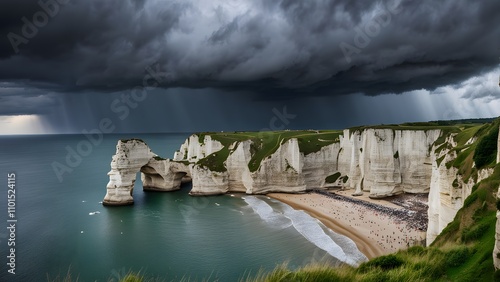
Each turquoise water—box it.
[0,134,364,281]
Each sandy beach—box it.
[268,191,427,259]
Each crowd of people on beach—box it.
[291,189,428,253]
[273,188,429,253]
[313,189,428,231]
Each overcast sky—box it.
[0,0,499,134]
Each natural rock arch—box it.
[103,139,189,206]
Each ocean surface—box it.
[0,133,365,281]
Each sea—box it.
[0,133,366,281]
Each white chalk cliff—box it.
[104,129,439,201]
[103,126,496,249]
[337,129,441,198]
[173,129,440,197]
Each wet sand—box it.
[268,191,426,259]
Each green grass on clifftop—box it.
[196,147,230,172]
[439,119,500,184]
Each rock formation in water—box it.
[103,139,189,205]
[103,139,153,205]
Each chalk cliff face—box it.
[494,124,500,270]
[336,129,441,198]
[248,138,307,194]
[190,165,228,195]
[174,135,223,162]
[106,129,442,203]
[225,140,253,193]
[303,141,341,189]
[173,130,441,197]
[188,138,308,194]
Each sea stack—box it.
[103,139,191,206]
[103,139,155,206]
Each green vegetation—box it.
[241,263,357,282]
[297,131,342,155]
[461,221,490,243]
[428,118,497,125]
[436,155,446,167]
[434,119,499,185]
[342,175,349,183]
[445,246,472,267]
[325,172,341,183]
[357,254,404,272]
[473,123,499,169]
[239,245,484,281]
[248,132,285,172]
[393,151,399,159]
[453,125,481,145]
[196,147,230,172]
[435,142,450,155]
[152,155,166,161]
[463,192,478,209]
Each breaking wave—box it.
[243,196,366,266]
[243,196,292,229]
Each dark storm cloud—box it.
[0,82,59,115]
[0,0,499,98]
